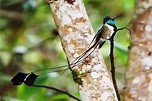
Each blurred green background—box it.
[0,0,134,101]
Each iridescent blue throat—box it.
[107,20,115,26]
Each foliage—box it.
[0,0,134,101]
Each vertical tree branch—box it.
[46,0,117,100]
[125,0,152,100]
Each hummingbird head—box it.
[103,15,120,26]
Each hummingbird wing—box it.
[95,26,107,49]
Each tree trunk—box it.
[125,0,152,100]
[46,0,117,101]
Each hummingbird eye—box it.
[107,20,115,26]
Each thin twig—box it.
[109,27,131,101]
[33,84,81,101]
[109,31,121,101]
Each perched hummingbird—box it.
[71,16,120,66]
[11,15,126,101]
[11,16,122,88]
[95,16,120,49]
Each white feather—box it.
[104,23,115,39]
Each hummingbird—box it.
[11,16,123,86]
[70,16,120,66]
[94,15,120,49]
[11,15,130,101]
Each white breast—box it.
[104,23,115,39]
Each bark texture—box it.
[46,0,117,101]
[125,0,152,100]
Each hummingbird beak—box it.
[112,15,121,20]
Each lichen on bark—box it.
[46,0,118,100]
[125,1,152,100]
